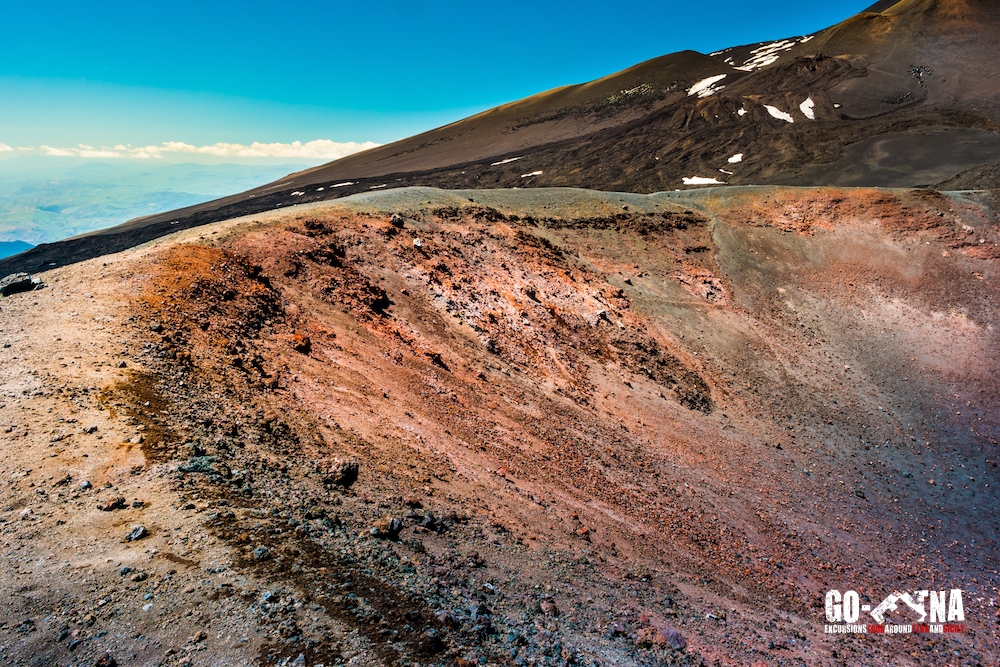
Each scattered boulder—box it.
[636,625,686,649]
[80,480,93,491]
[540,599,559,617]
[253,545,271,562]
[436,609,460,627]
[324,459,359,488]
[290,333,311,354]
[390,213,405,228]
[371,516,403,540]
[94,654,117,667]
[0,273,35,297]
[98,496,127,512]
[125,525,148,542]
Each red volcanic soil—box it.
[0,186,998,666]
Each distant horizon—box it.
[0,1,875,162]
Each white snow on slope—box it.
[764,105,795,123]
[331,182,355,188]
[492,156,523,166]
[738,107,748,117]
[799,97,816,120]
[731,35,815,72]
[683,176,727,185]
[687,74,728,99]
[728,153,744,163]
[521,171,543,178]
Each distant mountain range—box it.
[6,0,1000,274]
[0,241,32,260]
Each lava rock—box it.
[179,455,220,474]
[98,496,127,512]
[324,459,359,488]
[290,333,311,354]
[0,273,35,297]
[372,516,403,540]
[125,525,148,541]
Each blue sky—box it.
[0,1,875,162]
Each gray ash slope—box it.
[6,0,1000,275]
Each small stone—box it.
[149,322,164,333]
[252,545,271,562]
[119,567,134,576]
[372,516,403,540]
[324,459,359,488]
[131,572,148,582]
[436,610,459,627]
[390,213,405,228]
[413,238,423,249]
[540,599,558,617]
[290,654,306,667]
[94,653,117,667]
[126,525,148,542]
[290,333,311,354]
[98,497,127,512]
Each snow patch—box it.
[316,187,324,191]
[732,35,815,72]
[521,171,543,178]
[331,182,355,188]
[687,74,728,99]
[491,156,523,166]
[764,105,794,123]
[799,97,815,120]
[370,184,387,189]
[683,176,727,186]
[719,169,734,175]
[728,153,744,163]
[737,107,748,117]
[291,191,305,196]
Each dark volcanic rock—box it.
[324,460,359,488]
[0,273,34,296]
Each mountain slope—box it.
[6,0,1000,273]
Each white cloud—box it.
[40,145,77,156]
[26,139,381,160]
[0,142,12,152]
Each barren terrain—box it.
[1,186,998,666]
